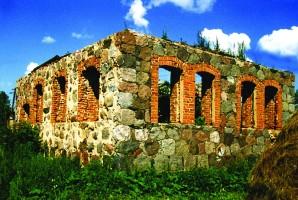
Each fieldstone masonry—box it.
[16,30,295,171]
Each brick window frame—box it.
[32,78,44,123]
[192,64,221,127]
[51,70,67,123]
[19,101,31,122]
[151,56,187,123]
[236,75,263,131]
[77,56,101,122]
[262,80,283,130]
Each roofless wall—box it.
[16,30,295,170]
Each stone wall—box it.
[16,30,296,170]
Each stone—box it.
[133,155,152,171]
[145,139,160,156]
[153,43,165,56]
[175,140,189,156]
[118,82,138,93]
[241,146,252,156]
[252,145,265,154]
[221,101,234,114]
[135,129,148,141]
[230,143,240,154]
[257,70,265,80]
[195,131,208,142]
[167,128,180,140]
[257,136,265,145]
[177,47,189,61]
[117,54,136,68]
[118,92,133,108]
[210,131,220,143]
[198,143,205,154]
[113,125,131,141]
[283,102,289,111]
[169,155,183,171]
[119,68,136,83]
[189,138,198,155]
[104,93,114,107]
[137,72,149,84]
[117,141,140,154]
[184,155,197,170]
[159,139,175,156]
[188,53,200,64]
[246,135,256,145]
[138,85,151,100]
[227,76,235,84]
[150,127,166,140]
[283,112,291,122]
[197,155,209,168]
[154,155,169,172]
[230,65,241,76]
[120,109,136,125]
[181,129,192,141]
[221,92,228,101]
[205,142,215,154]
[102,127,110,140]
[224,128,233,134]
[289,104,295,112]
[139,47,152,61]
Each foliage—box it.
[237,42,246,60]
[1,121,258,199]
[195,116,205,126]
[196,31,211,50]
[214,38,220,52]
[0,91,11,126]
[161,30,170,41]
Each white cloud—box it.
[25,62,38,75]
[200,28,251,54]
[41,36,56,44]
[71,32,93,39]
[125,0,216,28]
[125,0,149,28]
[258,26,298,57]
[149,0,216,13]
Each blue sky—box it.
[1,0,298,102]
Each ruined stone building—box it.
[15,30,296,170]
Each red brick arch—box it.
[236,75,263,131]
[77,56,101,122]
[262,80,283,130]
[19,99,31,123]
[192,64,221,127]
[151,56,187,123]
[32,78,44,123]
[51,69,67,123]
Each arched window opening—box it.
[82,67,100,100]
[265,86,278,129]
[51,76,67,123]
[34,84,43,123]
[78,66,100,121]
[20,103,30,121]
[241,81,256,128]
[158,66,182,123]
[195,72,215,125]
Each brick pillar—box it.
[276,88,283,129]
[265,99,276,129]
[241,95,253,128]
[183,67,195,124]
[255,84,265,129]
[170,69,181,123]
[213,79,221,128]
[150,64,158,123]
[201,81,212,125]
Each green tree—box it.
[161,30,170,41]
[237,42,246,60]
[0,91,10,127]
[214,38,220,51]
